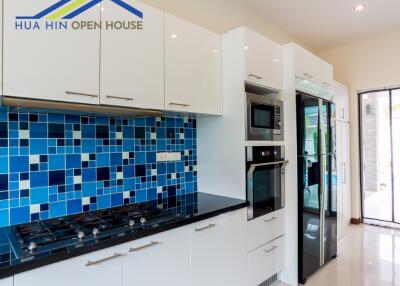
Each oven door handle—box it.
[248,160,289,170]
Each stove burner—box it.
[77,231,85,240]
[27,242,37,253]
[92,228,100,237]
[11,201,181,256]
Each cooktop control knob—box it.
[128,220,135,227]
[77,231,85,240]
[92,228,100,237]
[28,242,37,252]
[140,217,147,224]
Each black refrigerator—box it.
[296,92,337,284]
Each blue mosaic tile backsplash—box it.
[0,107,197,227]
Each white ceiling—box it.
[238,0,400,51]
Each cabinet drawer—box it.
[248,236,285,286]
[247,209,285,251]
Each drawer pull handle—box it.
[129,241,160,252]
[65,91,99,98]
[195,223,216,232]
[86,253,123,267]
[169,102,190,107]
[248,73,263,80]
[264,246,278,254]
[106,95,134,101]
[264,217,277,223]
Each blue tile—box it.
[66,154,81,169]
[49,201,66,218]
[10,156,29,173]
[30,171,49,188]
[111,193,123,207]
[30,123,47,138]
[30,139,48,154]
[30,187,49,204]
[67,199,82,215]
[0,157,8,174]
[49,155,65,170]
[10,206,30,225]
[0,209,9,226]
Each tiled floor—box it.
[304,224,400,286]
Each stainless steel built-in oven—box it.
[246,146,288,220]
[246,93,284,141]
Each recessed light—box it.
[273,58,279,63]
[354,3,366,12]
[244,46,249,50]
[171,34,177,39]
[212,49,219,53]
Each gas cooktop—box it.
[6,203,184,259]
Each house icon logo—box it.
[15,0,144,31]
[17,0,143,20]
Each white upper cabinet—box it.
[244,28,282,90]
[3,0,100,104]
[0,277,12,286]
[165,13,222,115]
[14,246,123,286]
[121,228,190,286]
[190,209,247,286]
[292,43,333,89]
[100,1,164,110]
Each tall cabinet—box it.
[333,81,351,237]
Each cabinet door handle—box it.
[86,253,123,267]
[264,246,278,254]
[195,223,216,232]
[169,102,190,107]
[65,91,99,98]
[129,241,160,253]
[263,217,277,223]
[248,73,263,80]
[106,95,134,101]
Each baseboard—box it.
[351,218,361,225]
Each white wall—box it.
[318,31,400,220]
[139,0,305,46]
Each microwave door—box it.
[247,160,289,220]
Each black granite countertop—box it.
[0,192,247,279]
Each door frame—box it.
[358,88,400,224]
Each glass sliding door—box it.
[360,88,400,224]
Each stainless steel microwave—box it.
[246,93,284,141]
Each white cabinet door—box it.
[248,236,285,286]
[165,13,222,115]
[100,0,164,110]
[0,277,13,286]
[342,122,352,227]
[247,208,285,252]
[190,209,247,286]
[14,246,123,286]
[244,28,282,90]
[4,0,100,104]
[122,228,190,286]
[336,122,345,235]
[293,43,332,89]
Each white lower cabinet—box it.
[0,277,12,286]
[247,209,285,252]
[248,236,285,286]
[14,245,123,286]
[190,209,247,286]
[121,227,190,286]
[12,209,250,286]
